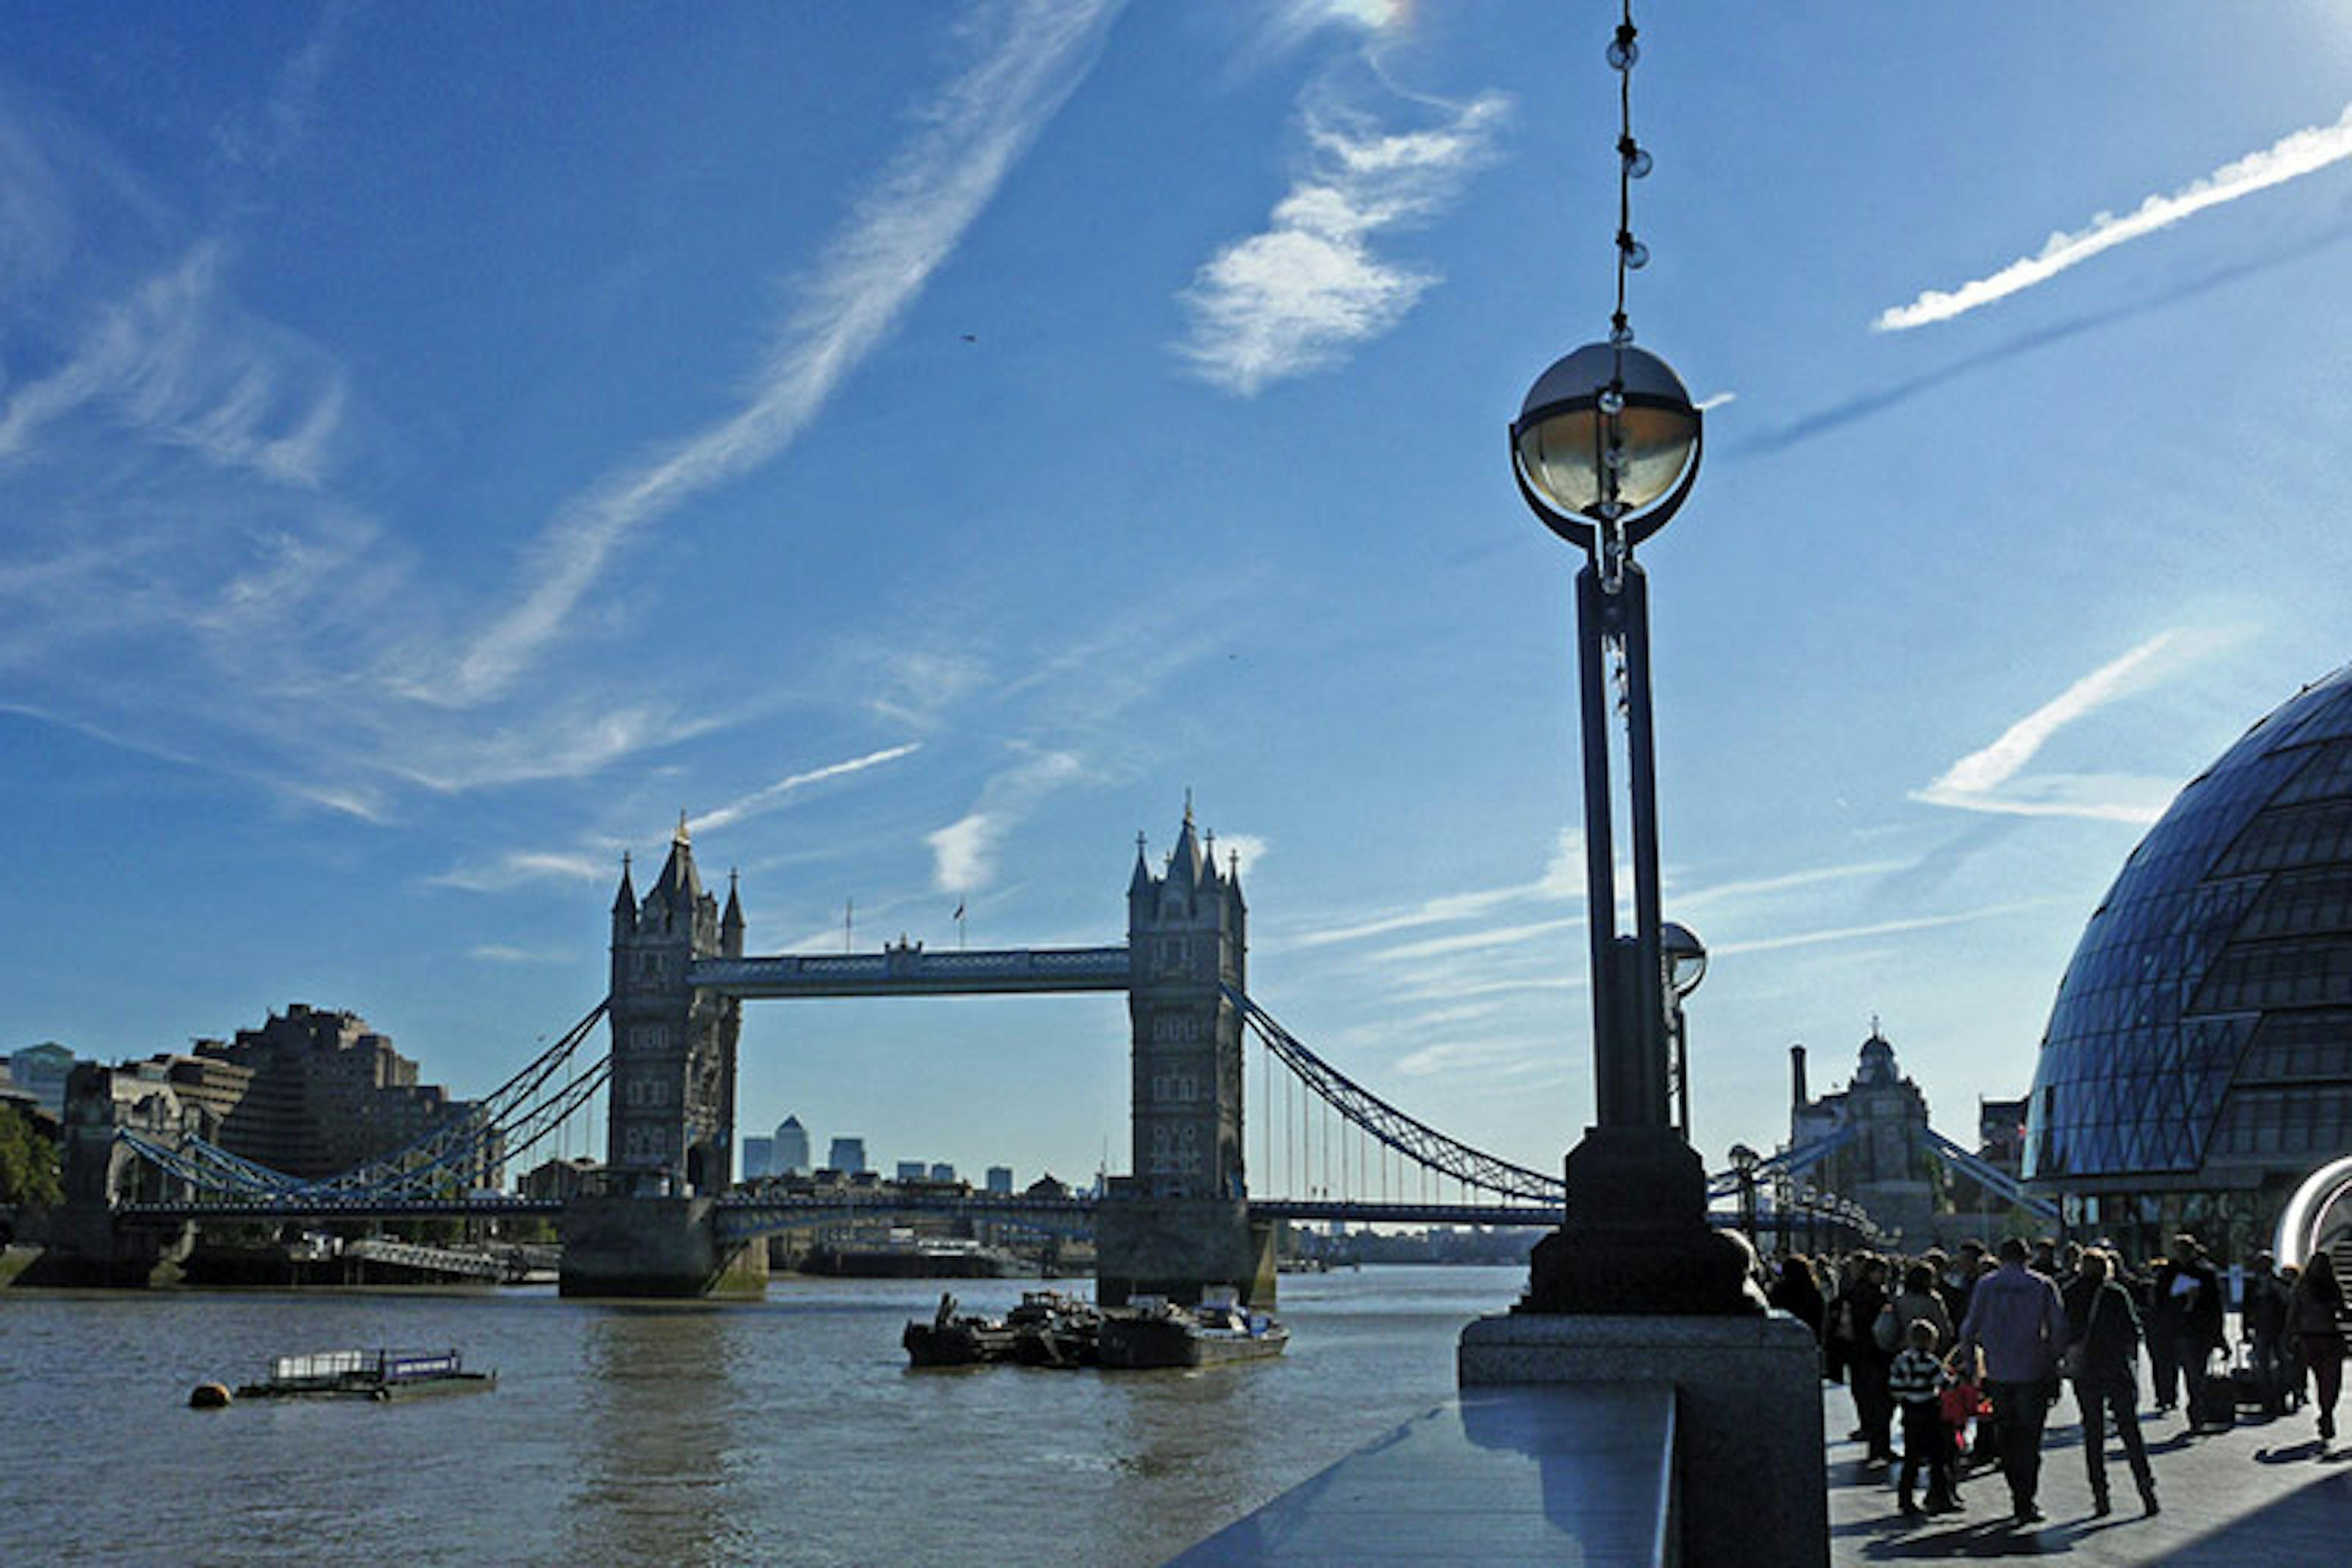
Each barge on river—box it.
[1096,1295,1286,1370]
[225,1349,496,1403]
[903,1291,1102,1368]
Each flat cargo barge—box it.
[1096,1298,1287,1370]
[222,1349,496,1403]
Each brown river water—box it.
[0,1264,1526,1567]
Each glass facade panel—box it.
[2026,665,2352,1200]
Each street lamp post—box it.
[1662,919,1706,1137]
[1730,1142,1760,1240]
[1511,341,1760,1316]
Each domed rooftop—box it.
[2026,662,2352,1211]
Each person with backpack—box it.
[2061,1247,2158,1517]
[1887,1260,1954,1354]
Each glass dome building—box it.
[2027,662,2352,1259]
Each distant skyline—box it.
[5,4,2350,1190]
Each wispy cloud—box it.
[469,944,577,966]
[692,744,922,835]
[1,4,1125,826]
[1284,828,1582,949]
[926,748,1089,894]
[210,1,351,172]
[1376,913,1583,965]
[1286,839,1900,959]
[1392,1034,1558,1082]
[443,0,1124,702]
[1269,0,1408,44]
[1876,102,2352,331]
[1914,631,2203,823]
[1177,17,1507,395]
[1708,899,2057,959]
[0,241,345,484]
[0,103,76,299]
[864,649,995,731]
[1671,859,1913,913]
[418,734,922,894]
[431,850,612,893]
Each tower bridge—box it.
[583,803,1270,1301]
[83,802,1905,1297]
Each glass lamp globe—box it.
[1512,342,1701,536]
[1660,921,1708,998]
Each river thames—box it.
[0,1264,1525,1566]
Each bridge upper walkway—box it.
[690,945,1132,997]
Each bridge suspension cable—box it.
[1228,987,1566,1208]
[1234,990,1910,1243]
[116,1000,612,1204]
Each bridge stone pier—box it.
[560,1193,767,1298]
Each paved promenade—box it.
[1169,1374,2345,1566]
[1826,1385,2349,1564]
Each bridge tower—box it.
[1097,802,1276,1306]
[605,816,742,1195]
[563,818,760,1296]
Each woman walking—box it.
[2061,1248,2157,1516]
[1845,1253,1899,1464]
[2288,1253,2346,1449]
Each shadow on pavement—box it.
[2250,1439,2327,1466]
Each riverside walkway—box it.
[1172,1379,2345,1565]
[1826,1390,2348,1565]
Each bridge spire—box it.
[611,852,637,922]
[722,870,745,956]
[1169,801,1206,889]
[654,818,705,909]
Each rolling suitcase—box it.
[2192,1352,2237,1430]
[2228,1343,2270,1411]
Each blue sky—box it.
[5,2,2350,1194]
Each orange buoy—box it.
[189,1382,232,1409]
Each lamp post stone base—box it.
[1519,1126,1763,1316]
[1459,1310,1828,1566]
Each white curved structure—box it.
[2274,1152,2352,1269]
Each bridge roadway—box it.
[115,1188,1669,1236]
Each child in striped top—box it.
[1888,1317,1960,1517]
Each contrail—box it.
[1877,102,2352,331]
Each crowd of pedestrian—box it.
[1759,1234,2348,1531]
